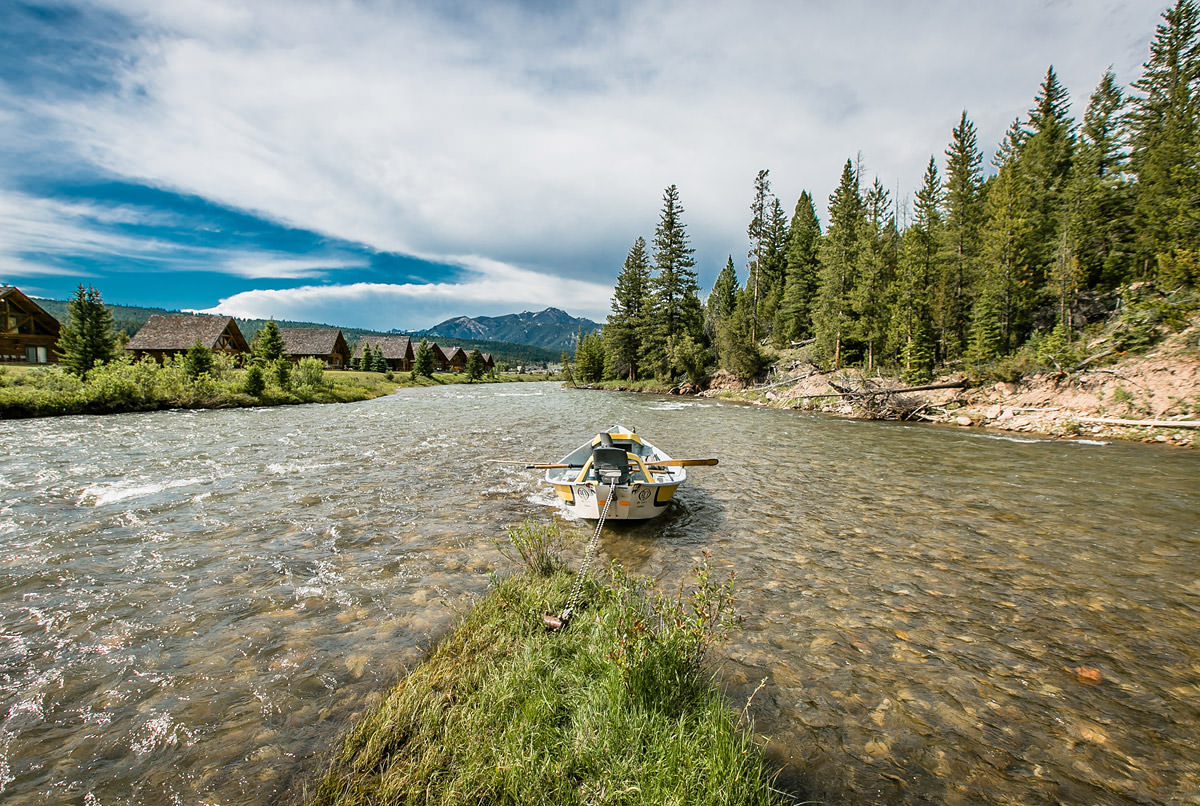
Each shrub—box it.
[243,364,266,397]
[294,357,329,390]
[496,518,570,577]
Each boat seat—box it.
[591,446,631,485]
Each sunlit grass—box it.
[305,522,787,806]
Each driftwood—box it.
[1073,349,1116,372]
[790,378,968,421]
[1078,416,1200,430]
[795,380,968,400]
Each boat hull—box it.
[543,427,684,521]
[551,480,679,520]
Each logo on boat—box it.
[637,489,652,503]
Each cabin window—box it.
[25,346,48,364]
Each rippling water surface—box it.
[1,383,1198,804]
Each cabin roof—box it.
[126,314,248,352]
[443,346,465,361]
[353,335,412,359]
[281,328,346,355]
[0,286,61,334]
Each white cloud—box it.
[12,0,1169,316]
[196,258,615,329]
[217,255,368,281]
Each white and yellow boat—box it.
[542,427,698,521]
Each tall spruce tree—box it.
[852,179,897,372]
[938,111,984,360]
[978,120,1037,352]
[775,191,821,343]
[414,338,434,377]
[647,184,704,379]
[746,170,772,342]
[56,284,117,377]
[1066,69,1134,290]
[759,195,790,337]
[891,158,941,380]
[1127,0,1200,284]
[814,160,864,367]
[604,236,653,381]
[705,255,739,341]
[1021,66,1077,298]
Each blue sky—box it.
[0,1,1164,330]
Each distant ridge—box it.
[421,307,600,352]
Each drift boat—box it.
[542,427,700,521]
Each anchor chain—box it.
[546,481,615,631]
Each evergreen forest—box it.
[583,2,1200,387]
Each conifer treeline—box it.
[587,1,1199,386]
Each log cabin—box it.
[281,328,351,369]
[353,335,414,371]
[125,314,249,362]
[0,286,60,364]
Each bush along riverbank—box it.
[0,357,560,419]
[0,355,397,418]
[303,520,789,806]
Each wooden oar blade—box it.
[646,458,719,467]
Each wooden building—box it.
[0,286,60,364]
[353,335,413,371]
[428,343,450,372]
[281,328,350,368]
[125,314,249,362]
[481,353,495,372]
[442,346,467,372]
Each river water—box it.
[1,382,1197,804]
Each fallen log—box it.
[1078,416,1200,430]
[795,379,968,400]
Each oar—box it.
[645,458,719,467]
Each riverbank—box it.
[0,363,557,419]
[304,522,787,806]
[582,314,1200,448]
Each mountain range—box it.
[419,308,601,352]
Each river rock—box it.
[955,416,973,427]
[995,381,1017,395]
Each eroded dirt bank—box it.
[698,320,1200,448]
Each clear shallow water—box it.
[1,383,1198,804]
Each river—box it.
[1,382,1197,804]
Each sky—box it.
[0,0,1168,331]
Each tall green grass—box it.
[305,521,788,805]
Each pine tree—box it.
[891,158,941,375]
[852,179,897,372]
[575,329,605,383]
[252,320,285,362]
[371,344,388,373]
[604,236,653,381]
[466,348,485,382]
[647,184,704,379]
[759,196,790,338]
[183,341,213,380]
[746,170,772,342]
[1021,66,1077,296]
[978,121,1037,353]
[939,111,984,360]
[1067,69,1135,290]
[775,191,821,343]
[55,284,117,377]
[814,160,864,367]
[705,255,739,341]
[1127,0,1200,283]
[414,339,434,377]
[716,290,766,380]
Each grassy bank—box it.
[304,522,787,806]
[0,362,561,419]
[0,359,397,418]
